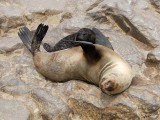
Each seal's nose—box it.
[100,79,118,95]
[102,80,115,92]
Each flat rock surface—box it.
[0,0,160,120]
[0,99,30,120]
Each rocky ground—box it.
[0,0,160,120]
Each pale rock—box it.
[0,36,22,53]
[0,99,30,120]
[0,0,160,119]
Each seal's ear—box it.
[72,41,101,63]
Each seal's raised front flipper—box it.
[43,28,96,52]
[70,41,101,63]
[92,28,114,50]
[43,33,77,52]
[18,23,48,54]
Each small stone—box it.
[32,89,70,116]
[129,86,160,106]
[143,67,158,78]
[147,47,160,62]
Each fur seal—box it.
[43,27,113,52]
[18,23,133,95]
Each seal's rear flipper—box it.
[18,24,48,54]
[31,24,48,53]
[18,26,33,52]
[92,28,114,50]
[70,41,101,62]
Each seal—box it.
[18,23,133,95]
[43,27,114,52]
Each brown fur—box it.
[33,44,134,95]
[18,24,133,95]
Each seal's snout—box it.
[104,80,116,91]
[101,79,118,94]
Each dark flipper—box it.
[31,24,48,53]
[43,43,53,52]
[68,41,101,63]
[62,33,77,41]
[18,23,48,54]
[18,26,34,52]
[43,28,113,53]
[23,26,33,43]
[43,33,77,52]
[92,28,114,50]
[43,28,96,52]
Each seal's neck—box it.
[99,61,117,86]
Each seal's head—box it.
[76,28,96,44]
[99,63,133,95]
[99,75,131,95]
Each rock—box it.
[0,99,30,120]
[0,0,66,33]
[0,0,98,35]
[143,66,158,79]
[87,0,160,47]
[0,3,25,33]
[127,85,160,119]
[0,76,25,88]
[150,0,160,13]
[68,98,140,120]
[0,36,23,53]
[1,0,160,119]
[31,89,70,118]
[1,85,36,95]
[17,0,65,14]
[147,47,160,62]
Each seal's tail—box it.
[18,23,48,54]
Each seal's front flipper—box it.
[43,33,77,52]
[71,41,101,63]
[43,43,53,52]
[31,24,49,53]
[92,28,114,50]
[18,26,34,52]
